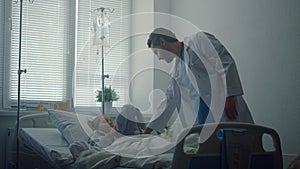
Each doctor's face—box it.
[151,46,175,63]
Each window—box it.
[75,0,131,107]
[4,0,73,108]
[3,0,131,109]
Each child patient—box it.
[88,114,115,133]
[114,104,146,135]
[87,104,146,147]
[68,115,116,159]
[87,114,116,147]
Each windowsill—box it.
[74,106,153,117]
[0,107,154,119]
[0,109,43,117]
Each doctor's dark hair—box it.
[147,27,178,48]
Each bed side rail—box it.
[172,122,283,169]
[19,112,55,128]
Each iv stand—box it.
[99,42,109,114]
[15,0,30,168]
[97,7,109,114]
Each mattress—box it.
[19,128,73,168]
[19,128,139,169]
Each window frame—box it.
[2,0,132,110]
[74,0,132,108]
[3,0,75,109]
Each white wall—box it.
[167,0,300,167]
[130,0,155,112]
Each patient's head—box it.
[115,104,146,135]
[88,115,115,133]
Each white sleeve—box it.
[189,32,243,97]
[204,33,244,96]
[147,78,177,132]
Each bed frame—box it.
[19,112,56,128]
[13,113,139,169]
[7,112,56,169]
[172,123,283,169]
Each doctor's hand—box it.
[143,127,153,134]
[225,96,238,120]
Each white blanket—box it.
[105,135,174,157]
[70,134,174,169]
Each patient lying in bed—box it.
[72,104,147,150]
[87,114,117,148]
[69,104,173,169]
[86,104,146,147]
[88,114,115,132]
[88,104,145,134]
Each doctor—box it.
[144,28,254,134]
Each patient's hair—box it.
[147,27,178,48]
[115,104,146,135]
[87,104,145,135]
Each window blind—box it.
[9,0,72,106]
[75,0,131,107]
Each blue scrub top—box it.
[177,46,210,125]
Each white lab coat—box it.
[148,32,254,132]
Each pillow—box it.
[48,109,93,144]
[77,113,94,136]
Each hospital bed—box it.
[14,111,283,169]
